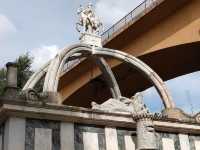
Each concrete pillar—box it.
[4,117,25,150]
[136,117,157,150]
[6,62,17,88]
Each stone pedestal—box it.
[135,116,158,150]
[3,62,19,100]
[80,33,102,47]
[6,62,17,88]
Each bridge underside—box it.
[59,0,200,107]
[62,42,200,107]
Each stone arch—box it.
[23,62,50,90]
[23,44,175,108]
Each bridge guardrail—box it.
[101,0,164,44]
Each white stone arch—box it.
[23,44,175,108]
[23,61,50,90]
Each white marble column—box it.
[162,138,175,150]
[4,117,26,150]
[178,134,190,150]
[124,135,135,150]
[60,122,75,150]
[105,127,119,150]
[83,132,99,150]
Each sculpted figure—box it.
[91,92,149,114]
[76,3,103,34]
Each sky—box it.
[0,0,200,114]
[0,0,143,69]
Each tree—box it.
[0,53,34,95]
[0,68,6,95]
[16,53,33,89]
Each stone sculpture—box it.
[91,92,149,114]
[91,93,158,149]
[20,88,48,103]
[76,3,103,34]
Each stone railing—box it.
[101,0,165,45]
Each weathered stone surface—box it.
[76,3,103,35]
[130,93,149,115]
[124,135,135,150]
[24,44,174,109]
[136,118,157,150]
[60,122,75,150]
[20,89,48,103]
[157,133,180,150]
[178,134,190,150]
[162,108,193,122]
[92,98,132,113]
[105,127,119,150]
[195,141,200,150]
[4,117,25,150]
[92,93,149,115]
[74,124,106,150]
[188,135,200,150]
[34,128,52,150]
[6,62,17,88]
[80,33,102,47]
[117,128,136,150]
[25,119,60,150]
[162,138,175,150]
[83,132,99,150]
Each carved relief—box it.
[20,89,48,103]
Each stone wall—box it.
[2,117,200,150]
[74,124,200,150]
[0,102,200,150]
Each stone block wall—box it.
[1,117,200,150]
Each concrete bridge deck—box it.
[58,0,200,107]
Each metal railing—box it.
[101,0,164,44]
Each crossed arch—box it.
[23,44,175,108]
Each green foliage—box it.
[0,68,6,95]
[15,53,33,89]
[0,53,34,95]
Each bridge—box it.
[56,0,200,107]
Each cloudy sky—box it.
[0,0,143,69]
[0,0,200,113]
